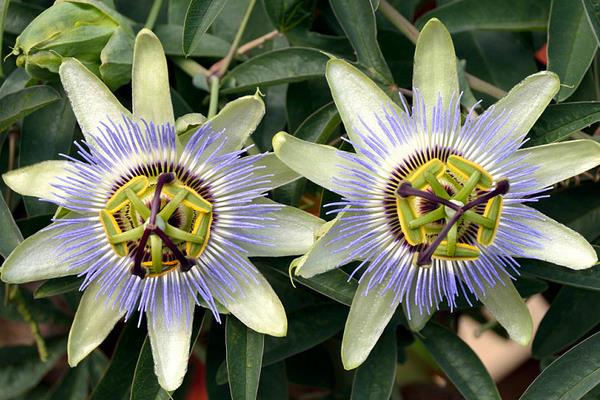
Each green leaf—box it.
[217,303,347,384]
[88,351,109,388]
[99,27,135,91]
[350,328,397,400]
[583,0,600,47]
[527,102,600,147]
[264,262,357,306]
[169,0,189,24]
[256,362,288,400]
[182,0,229,56]
[548,0,598,101]
[21,86,76,216]
[329,0,393,84]
[285,78,332,133]
[534,183,600,242]
[420,323,501,400]
[226,316,265,400]
[46,363,89,400]
[0,86,60,133]
[0,68,31,98]
[263,0,313,32]
[0,338,66,400]
[295,102,340,142]
[0,0,10,78]
[453,31,537,92]
[521,331,600,399]
[0,193,23,259]
[533,286,600,358]
[205,318,231,399]
[220,47,328,94]
[263,304,347,364]
[90,322,146,400]
[5,1,43,36]
[286,29,354,58]
[34,275,83,299]
[155,24,230,58]
[416,0,551,33]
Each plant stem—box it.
[10,287,48,361]
[466,74,507,98]
[379,0,419,43]
[216,0,257,77]
[208,75,220,118]
[208,29,280,76]
[171,57,210,78]
[0,0,11,78]
[5,127,18,205]
[237,29,279,54]
[378,0,507,99]
[145,0,164,30]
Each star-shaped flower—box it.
[273,19,600,369]
[1,29,323,390]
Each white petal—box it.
[237,198,323,257]
[510,206,597,269]
[513,140,600,191]
[68,280,125,366]
[272,131,363,196]
[59,58,131,148]
[294,209,363,278]
[341,271,401,369]
[2,160,68,202]
[413,18,459,124]
[221,263,287,337]
[1,220,91,284]
[476,71,559,149]
[132,29,174,126]
[476,274,532,346]
[147,290,195,391]
[205,94,265,155]
[252,152,300,190]
[325,58,405,154]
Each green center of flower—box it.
[99,172,213,278]
[395,155,508,266]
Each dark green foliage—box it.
[1,1,600,399]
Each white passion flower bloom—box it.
[273,19,600,369]
[1,29,323,391]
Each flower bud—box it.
[12,0,134,89]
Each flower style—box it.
[273,18,600,369]
[1,29,323,390]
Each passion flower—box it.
[1,29,322,390]
[273,18,600,369]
